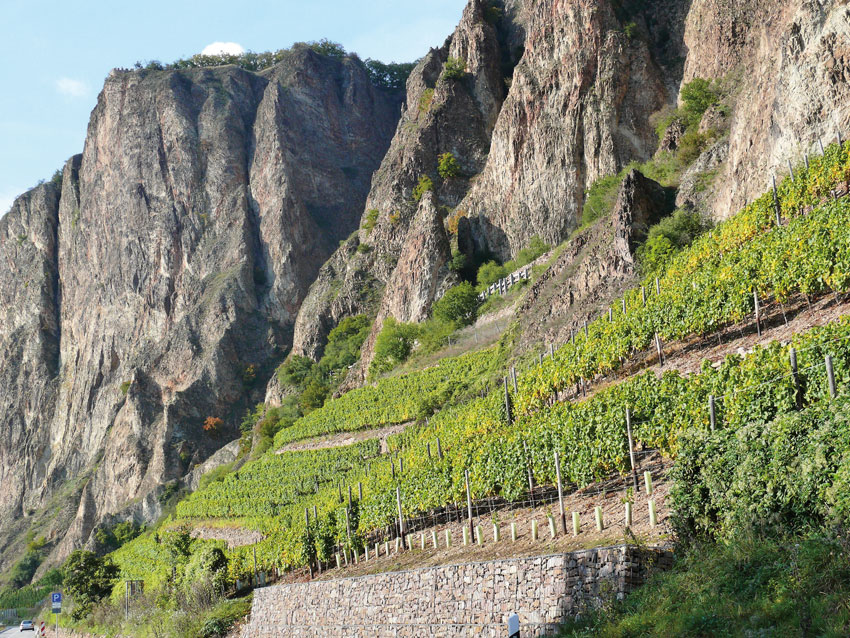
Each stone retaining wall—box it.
[242,545,673,637]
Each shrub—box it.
[412,175,434,202]
[446,209,468,235]
[505,236,550,271]
[583,173,624,226]
[388,211,401,225]
[476,261,507,288]
[677,129,712,164]
[278,355,315,388]
[363,209,379,232]
[370,318,420,377]
[300,380,329,412]
[442,57,467,81]
[356,243,371,254]
[307,39,346,58]
[418,88,435,113]
[437,152,463,179]
[680,77,719,122]
[484,3,503,24]
[432,282,479,326]
[319,315,372,375]
[363,60,416,90]
[449,251,469,273]
[119,380,131,395]
[203,416,223,434]
[637,209,708,275]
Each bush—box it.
[363,209,379,232]
[432,282,479,326]
[370,318,420,377]
[505,236,550,271]
[418,88,435,113]
[356,242,371,254]
[412,175,434,202]
[448,251,468,273]
[363,60,415,90]
[476,261,507,288]
[319,315,372,376]
[677,129,712,164]
[583,173,624,226]
[636,209,708,274]
[680,77,719,122]
[278,355,315,388]
[437,152,462,179]
[300,380,329,412]
[442,57,467,81]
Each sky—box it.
[0,0,467,215]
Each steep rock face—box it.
[515,170,671,349]
[683,0,850,218]
[291,0,511,360]
[0,49,400,569]
[347,192,453,386]
[460,0,670,259]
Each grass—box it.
[558,533,850,637]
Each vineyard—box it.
[516,141,850,413]
[273,347,502,447]
[108,141,850,588]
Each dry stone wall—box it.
[242,545,673,637]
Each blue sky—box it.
[0,0,467,214]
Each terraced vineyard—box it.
[110,141,850,586]
[273,347,503,447]
[517,142,850,413]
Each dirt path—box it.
[276,422,413,455]
[554,294,850,406]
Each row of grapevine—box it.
[273,347,502,447]
[515,142,850,414]
[114,316,850,584]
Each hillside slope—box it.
[0,47,401,575]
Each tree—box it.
[182,546,229,596]
[476,261,507,288]
[203,416,223,434]
[300,379,329,411]
[442,57,467,81]
[63,550,119,620]
[432,283,479,327]
[680,78,719,123]
[278,355,315,388]
[437,152,462,179]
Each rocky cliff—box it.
[289,0,849,380]
[0,47,401,572]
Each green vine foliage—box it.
[108,142,850,587]
[516,141,850,415]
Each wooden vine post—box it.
[772,175,782,226]
[709,395,716,431]
[790,347,801,407]
[395,486,405,549]
[625,409,639,491]
[826,355,837,399]
[504,376,512,425]
[753,290,762,337]
[555,451,567,535]
[464,469,474,537]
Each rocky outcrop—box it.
[346,192,454,385]
[459,0,671,259]
[0,48,401,572]
[290,0,513,360]
[683,0,850,218]
[514,170,672,349]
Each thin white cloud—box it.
[0,190,21,217]
[56,77,89,99]
[201,42,245,56]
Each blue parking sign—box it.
[52,592,62,603]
